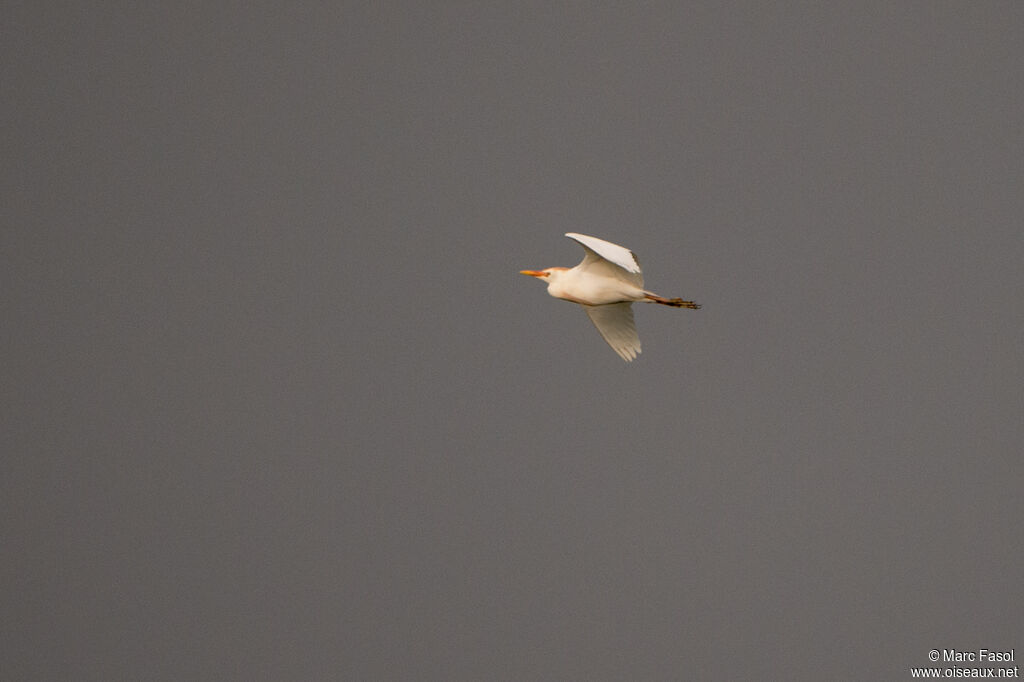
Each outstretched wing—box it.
[584,303,641,362]
[565,233,644,287]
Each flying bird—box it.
[520,233,701,362]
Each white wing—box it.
[565,233,644,287]
[584,303,641,362]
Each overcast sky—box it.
[4,3,1022,680]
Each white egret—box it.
[520,233,700,361]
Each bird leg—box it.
[644,293,701,309]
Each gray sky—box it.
[3,3,1022,680]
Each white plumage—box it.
[566,232,641,275]
[520,233,701,362]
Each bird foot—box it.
[644,293,701,308]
